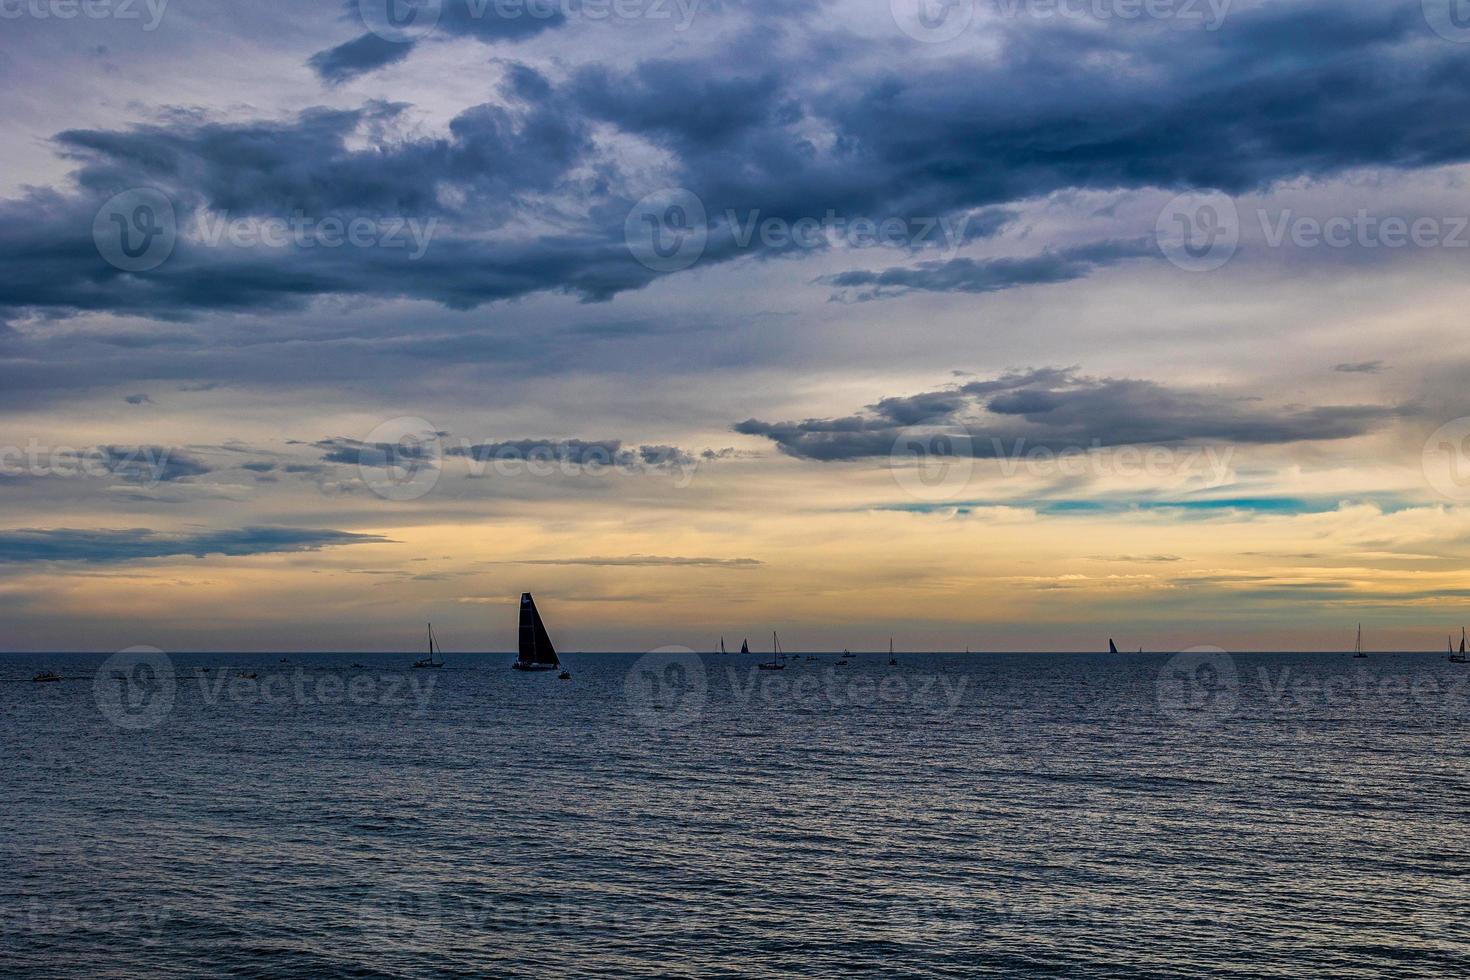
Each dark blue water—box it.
[3,650,1468,978]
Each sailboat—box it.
[835,648,850,666]
[740,638,750,655]
[718,637,727,655]
[758,631,785,670]
[889,638,897,666]
[413,623,445,669]
[1108,638,1119,654]
[512,592,562,672]
[1451,628,1467,664]
[1353,623,1367,658]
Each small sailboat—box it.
[1109,638,1119,654]
[1353,623,1367,658]
[718,637,727,655]
[835,648,850,666]
[413,623,446,669]
[32,670,61,683]
[1451,628,1468,664]
[758,631,785,670]
[740,638,750,655]
[888,638,897,666]
[512,593,561,672]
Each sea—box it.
[2,649,1468,978]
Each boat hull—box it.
[511,661,559,672]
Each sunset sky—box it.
[5,0,1470,651]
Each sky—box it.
[4,0,1470,652]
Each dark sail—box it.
[1108,638,1118,654]
[518,593,559,665]
[740,638,749,654]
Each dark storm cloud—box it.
[0,526,388,563]
[446,438,695,468]
[734,368,1399,461]
[3,1,1470,323]
[309,32,416,85]
[822,239,1154,300]
[309,1,566,83]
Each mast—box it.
[1356,623,1362,656]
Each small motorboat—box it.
[236,671,257,680]
[32,670,61,683]
[558,668,571,680]
[835,649,850,666]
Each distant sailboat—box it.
[512,593,561,672]
[889,638,897,666]
[413,623,445,669]
[758,631,785,670]
[1353,623,1367,658]
[835,648,850,666]
[740,638,750,655]
[1451,628,1468,664]
[719,637,727,655]
[1108,638,1119,654]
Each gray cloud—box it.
[496,555,762,567]
[0,526,388,563]
[735,368,1399,461]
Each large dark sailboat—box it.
[512,592,561,672]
